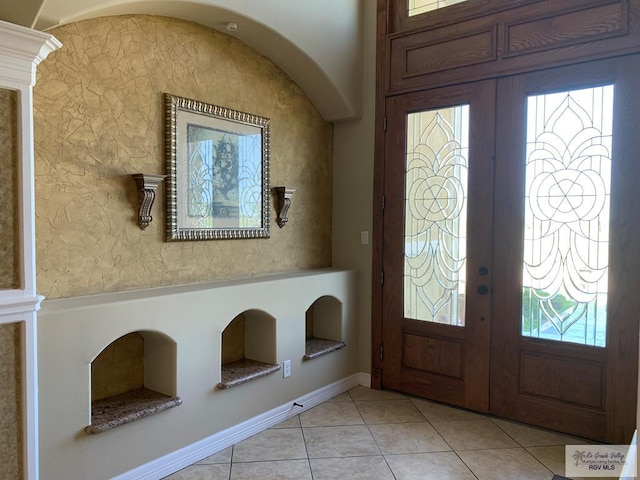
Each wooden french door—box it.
[381,80,496,411]
[381,56,640,443]
[489,56,640,443]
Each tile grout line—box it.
[298,415,315,480]
[424,414,479,479]
[227,445,234,480]
[488,416,568,478]
[358,399,399,480]
[411,398,481,480]
[352,389,402,479]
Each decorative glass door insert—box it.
[404,105,469,325]
[522,85,613,347]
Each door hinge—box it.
[383,117,387,131]
[380,345,384,361]
[381,194,385,210]
[380,271,384,285]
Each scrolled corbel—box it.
[273,186,297,228]
[132,173,166,230]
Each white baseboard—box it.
[112,372,364,480]
[358,372,371,388]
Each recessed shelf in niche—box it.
[85,331,180,434]
[85,388,182,434]
[304,296,345,361]
[218,310,280,389]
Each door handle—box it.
[477,285,489,295]
[479,266,489,276]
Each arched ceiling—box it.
[1,0,363,122]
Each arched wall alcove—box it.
[304,295,346,360]
[91,329,177,398]
[87,329,181,434]
[218,309,280,389]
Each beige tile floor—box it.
[163,386,615,480]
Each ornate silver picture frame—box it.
[164,94,270,241]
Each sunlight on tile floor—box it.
[163,386,616,480]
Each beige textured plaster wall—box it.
[0,323,23,480]
[34,15,333,299]
[0,89,19,290]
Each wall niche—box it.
[218,310,280,389]
[304,296,346,360]
[86,331,181,434]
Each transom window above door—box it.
[408,0,468,16]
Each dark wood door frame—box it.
[372,0,640,443]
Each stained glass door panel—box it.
[404,106,469,326]
[522,86,613,347]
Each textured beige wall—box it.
[0,89,19,290]
[0,89,21,478]
[0,323,23,480]
[34,15,333,299]
[332,0,377,374]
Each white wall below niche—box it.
[37,269,358,480]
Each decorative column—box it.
[0,19,61,480]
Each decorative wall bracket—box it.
[273,186,297,228]
[132,173,166,230]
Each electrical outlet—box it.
[283,359,291,378]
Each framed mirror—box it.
[164,93,270,241]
